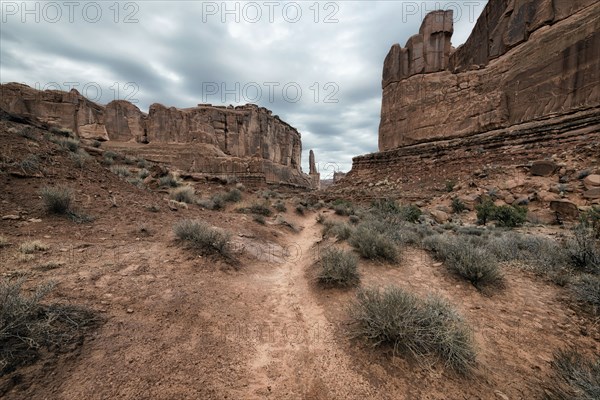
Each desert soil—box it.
[1,123,599,399]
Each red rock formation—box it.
[330,0,599,211]
[379,0,600,151]
[0,82,314,188]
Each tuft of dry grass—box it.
[19,240,49,254]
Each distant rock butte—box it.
[379,0,599,151]
[0,82,316,188]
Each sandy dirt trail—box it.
[233,221,378,399]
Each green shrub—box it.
[170,186,196,204]
[40,186,72,214]
[350,286,476,374]
[399,204,422,223]
[92,140,101,148]
[546,349,600,400]
[0,280,98,376]
[173,219,231,257]
[110,165,130,177]
[493,205,527,227]
[318,248,359,287]
[350,226,398,262]
[316,213,326,224]
[295,204,306,215]
[445,179,456,192]
[371,198,401,214]
[476,198,495,225]
[349,215,360,224]
[451,197,466,214]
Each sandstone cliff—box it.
[379,0,599,150]
[329,0,599,217]
[0,83,313,187]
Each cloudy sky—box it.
[1,1,487,174]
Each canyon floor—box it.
[1,119,598,399]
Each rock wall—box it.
[0,83,313,187]
[379,0,600,151]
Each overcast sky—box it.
[1,1,487,174]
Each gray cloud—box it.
[0,0,487,173]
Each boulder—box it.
[583,174,600,189]
[460,194,481,211]
[550,199,579,219]
[530,160,557,176]
[527,209,557,225]
[430,210,449,224]
[583,188,600,200]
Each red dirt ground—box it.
[1,120,598,399]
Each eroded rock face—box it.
[379,0,600,151]
[0,83,313,187]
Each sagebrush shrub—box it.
[546,349,600,400]
[110,165,130,177]
[40,186,72,214]
[318,248,359,287]
[350,286,476,374]
[174,219,231,257]
[223,188,242,203]
[572,275,600,313]
[0,280,97,375]
[170,186,196,204]
[350,225,398,262]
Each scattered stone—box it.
[27,218,42,223]
[2,214,20,220]
[126,308,134,313]
[513,196,529,206]
[494,390,509,400]
[530,160,557,176]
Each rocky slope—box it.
[0,83,317,187]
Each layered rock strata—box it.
[0,83,314,187]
